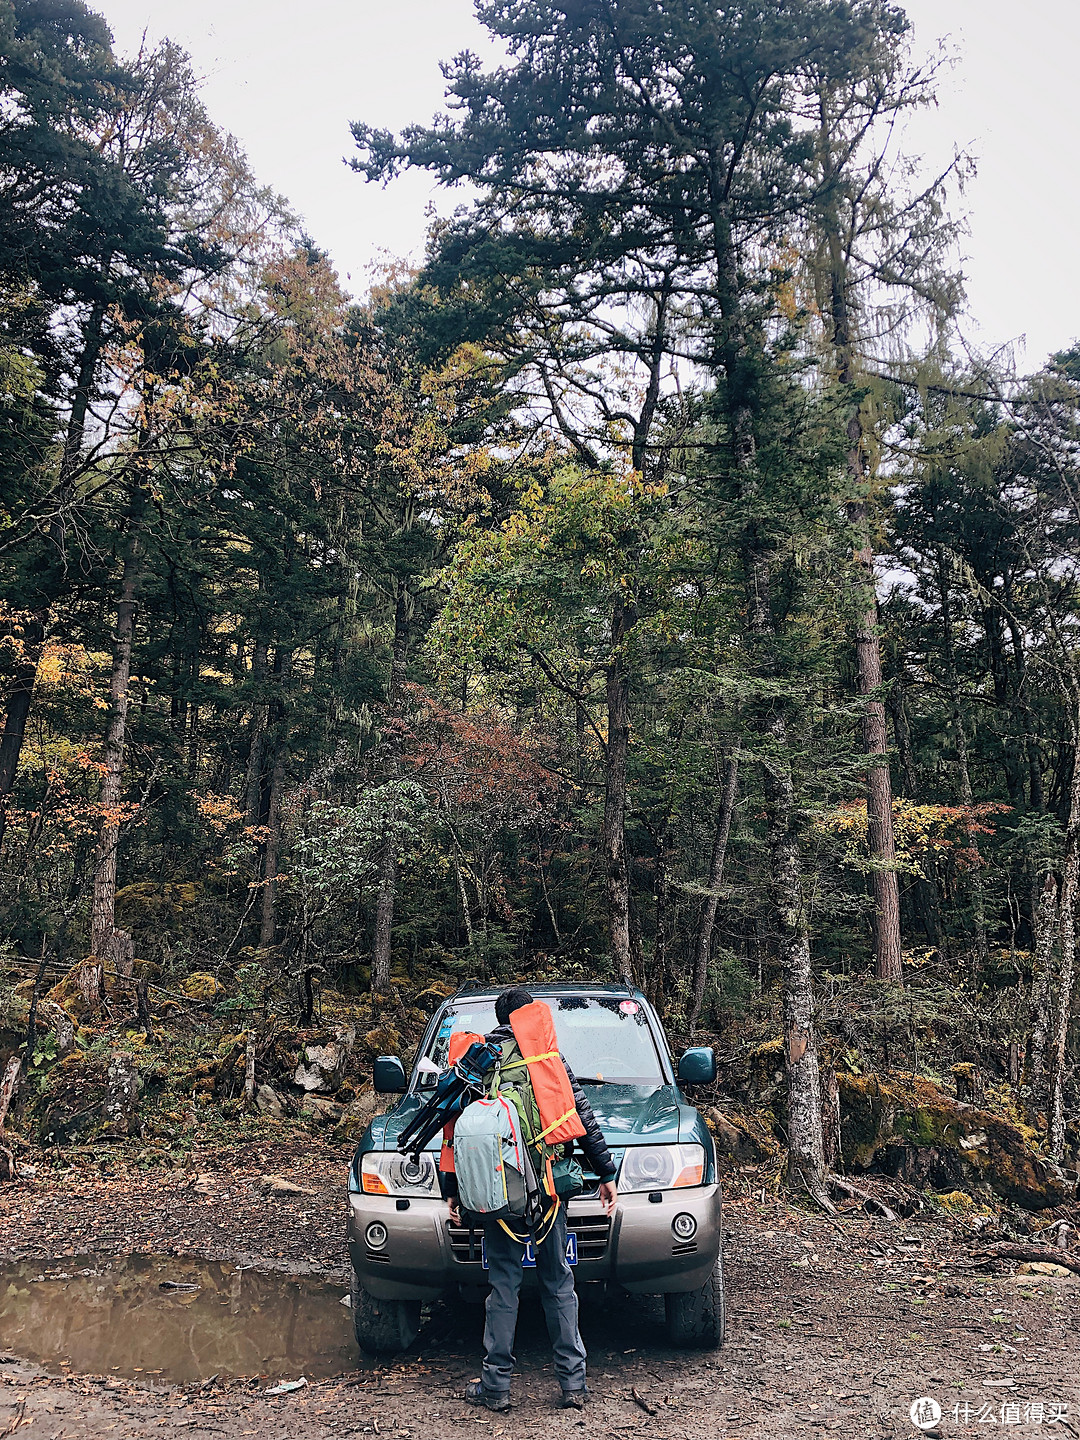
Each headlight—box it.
[619,1144,705,1192]
[360,1151,441,1197]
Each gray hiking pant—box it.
[481,1207,587,1396]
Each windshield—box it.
[420,995,665,1086]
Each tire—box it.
[350,1271,421,1355]
[664,1247,726,1348]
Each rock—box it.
[255,1084,285,1118]
[300,1094,342,1125]
[293,1025,356,1092]
[333,1086,384,1142]
[1017,1261,1072,1277]
[259,1175,315,1197]
[102,1052,141,1137]
[180,972,223,1002]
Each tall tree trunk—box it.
[710,164,828,1202]
[258,649,293,950]
[603,590,635,984]
[937,549,989,968]
[848,500,903,981]
[1048,709,1080,1158]
[1024,871,1059,1102]
[689,745,740,1031]
[244,616,270,825]
[371,585,409,997]
[0,292,111,850]
[888,671,945,952]
[90,481,146,962]
[0,609,46,854]
[817,121,902,982]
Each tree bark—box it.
[371,585,409,997]
[603,590,635,984]
[1048,710,1080,1157]
[90,481,146,963]
[689,745,740,1031]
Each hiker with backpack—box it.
[439,986,618,1412]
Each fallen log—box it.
[970,1241,1080,1276]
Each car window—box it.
[419,996,664,1086]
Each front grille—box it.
[366,1249,391,1264]
[447,1214,611,1263]
[448,1221,483,1263]
[671,1240,698,1256]
[569,1214,610,1259]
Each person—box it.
[442,986,618,1412]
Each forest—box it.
[1,0,1079,1217]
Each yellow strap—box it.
[534,1197,560,1245]
[536,1106,578,1141]
[500,1049,560,1069]
[497,1218,529,1244]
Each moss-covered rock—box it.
[839,1071,1068,1210]
[746,1037,785,1101]
[705,1106,780,1164]
[180,972,223,1001]
[361,1025,402,1060]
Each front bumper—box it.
[348,1184,722,1302]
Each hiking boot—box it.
[560,1387,589,1409]
[465,1381,511,1412]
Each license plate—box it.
[481,1233,578,1268]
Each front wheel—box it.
[664,1248,726,1348]
[351,1271,421,1354]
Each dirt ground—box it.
[2,1138,1078,1440]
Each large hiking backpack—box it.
[452,1093,538,1218]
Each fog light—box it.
[366,1221,388,1249]
[672,1212,697,1241]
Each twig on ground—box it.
[631,1387,657,1416]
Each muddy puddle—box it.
[0,1254,361,1384]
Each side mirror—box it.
[677,1046,716,1086]
[373,1054,407,1093]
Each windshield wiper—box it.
[577,1075,656,1085]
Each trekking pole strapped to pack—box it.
[395,1035,500,1156]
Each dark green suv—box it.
[347,983,725,1353]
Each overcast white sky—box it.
[96,0,1079,373]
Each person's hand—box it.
[598,1180,617,1217]
[448,1197,462,1225]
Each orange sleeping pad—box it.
[438,1030,483,1175]
[508,1000,585,1145]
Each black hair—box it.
[495,987,534,1026]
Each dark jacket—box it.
[442,1023,616,1196]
